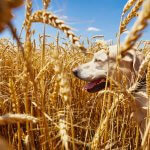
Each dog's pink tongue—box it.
[84,79,102,90]
[84,82,96,90]
[84,79,106,90]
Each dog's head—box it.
[73,45,143,93]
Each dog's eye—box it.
[94,59,101,62]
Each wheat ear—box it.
[123,0,138,15]
[24,0,32,41]
[0,114,38,124]
[30,10,86,53]
[146,62,150,96]
[120,0,150,56]
[120,0,144,33]
[137,51,150,81]
[42,0,51,9]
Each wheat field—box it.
[0,0,150,149]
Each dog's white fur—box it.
[73,45,148,137]
[73,45,143,86]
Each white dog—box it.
[73,45,148,137]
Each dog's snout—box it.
[72,68,78,77]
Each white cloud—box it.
[87,27,101,32]
[71,28,78,32]
[60,15,68,20]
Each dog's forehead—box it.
[94,50,108,61]
[109,45,118,57]
[94,45,118,58]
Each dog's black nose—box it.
[72,68,78,77]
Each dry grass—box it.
[0,0,149,149]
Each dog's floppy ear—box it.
[122,49,141,74]
[130,50,141,74]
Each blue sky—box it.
[0,0,149,44]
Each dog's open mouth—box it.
[84,78,108,93]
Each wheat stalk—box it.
[58,61,70,150]
[35,61,52,82]
[142,120,150,148]
[9,77,22,150]
[91,90,118,149]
